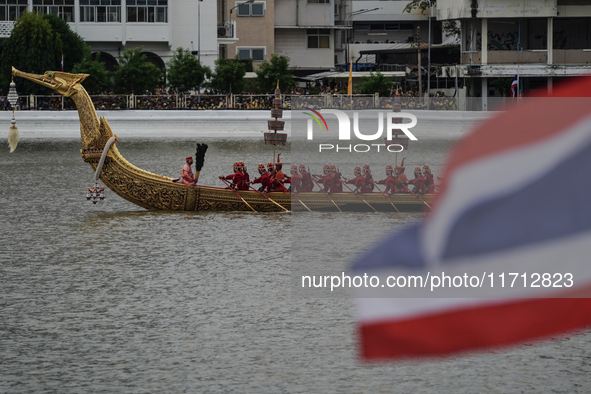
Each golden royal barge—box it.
[12,67,433,212]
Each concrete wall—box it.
[487,50,548,64]
[274,0,297,26]
[275,29,335,69]
[4,110,288,139]
[227,0,275,65]
[2,109,494,140]
[298,1,334,27]
[438,0,557,20]
[352,0,429,22]
[72,1,218,70]
[553,50,591,64]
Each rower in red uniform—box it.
[274,154,285,182]
[361,164,374,193]
[330,164,343,193]
[422,164,435,193]
[181,156,196,186]
[376,164,397,195]
[345,165,365,193]
[267,161,275,177]
[407,166,425,195]
[299,164,313,192]
[289,164,302,192]
[395,160,408,193]
[251,163,273,192]
[314,164,333,193]
[220,161,243,190]
[236,161,249,191]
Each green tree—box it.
[255,54,295,93]
[43,14,89,71]
[0,11,62,94]
[71,52,112,95]
[165,47,211,94]
[357,71,395,97]
[208,57,248,94]
[112,47,162,94]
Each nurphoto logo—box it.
[303,109,418,153]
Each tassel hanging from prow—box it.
[8,123,18,153]
[193,143,208,184]
[7,78,19,153]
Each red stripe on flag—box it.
[359,297,591,360]
[432,78,591,211]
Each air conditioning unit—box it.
[218,26,227,38]
[225,23,233,38]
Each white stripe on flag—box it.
[423,111,591,264]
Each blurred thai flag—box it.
[352,77,591,360]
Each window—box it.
[80,0,121,23]
[236,1,264,17]
[356,23,370,31]
[33,0,75,22]
[385,23,399,31]
[307,29,330,49]
[0,0,27,22]
[307,0,330,3]
[237,47,265,61]
[127,0,167,22]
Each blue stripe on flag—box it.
[442,138,591,261]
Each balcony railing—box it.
[0,21,14,38]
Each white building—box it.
[437,0,591,108]
[0,0,219,71]
[346,0,434,69]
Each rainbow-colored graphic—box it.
[302,108,329,131]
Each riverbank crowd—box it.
[0,90,456,111]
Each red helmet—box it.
[238,161,245,171]
[362,164,371,174]
[422,164,431,174]
[414,166,422,176]
[233,161,239,172]
[330,164,336,173]
[257,163,266,174]
[323,164,330,175]
[298,164,306,173]
[267,161,274,172]
[354,165,361,176]
[186,156,193,162]
[290,164,298,175]
[386,164,394,175]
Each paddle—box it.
[247,185,289,212]
[284,187,312,212]
[341,181,378,213]
[371,181,400,213]
[219,178,257,212]
[310,176,342,212]
[401,182,432,210]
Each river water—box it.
[2,134,591,393]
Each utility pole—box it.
[417,26,422,98]
[427,4,432,109]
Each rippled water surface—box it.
[1,137,591,393]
